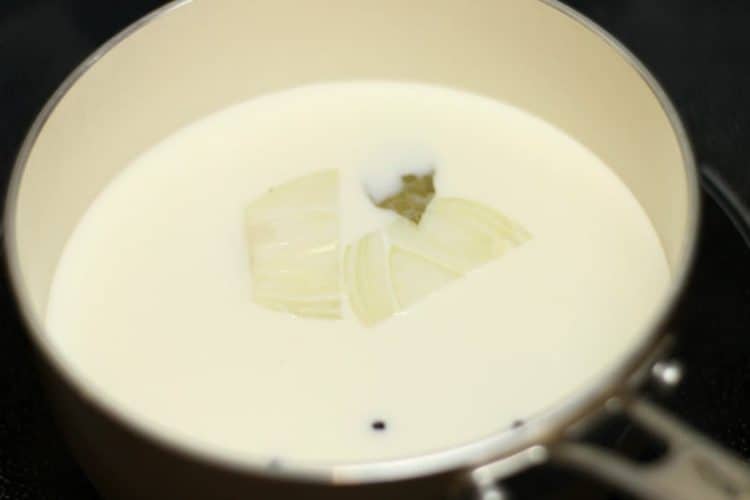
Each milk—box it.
[46,82,670,466]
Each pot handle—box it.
[467,397,750,500]
[546,166,750,499]
[550,397,750,500]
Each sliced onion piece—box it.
[246,169,338,214]
[347,197,529,326]
[245,169,341,319]
[385,217,475,274]
[417,197,530,267]
[254,296,340,319]
[386,197,529,273]
[390,246,459,309]
[343,232,396,326]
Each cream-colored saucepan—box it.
[5,1,750,499]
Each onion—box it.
[344,197,530,325]
[245,170,341,319]
[343,231,397,325]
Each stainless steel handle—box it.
[551,398,750,500]
[464,359,750,500]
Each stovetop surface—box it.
[1,1,750,498]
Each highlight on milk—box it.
[46,82,669,464]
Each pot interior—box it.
[6,0,696,476]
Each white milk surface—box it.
[46,82,670,466]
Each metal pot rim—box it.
[2,0,701,485]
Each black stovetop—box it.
[1,1,750,499]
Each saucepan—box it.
[5,0,749,498]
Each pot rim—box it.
[2,0,700,485]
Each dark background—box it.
[1,1,749,498]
